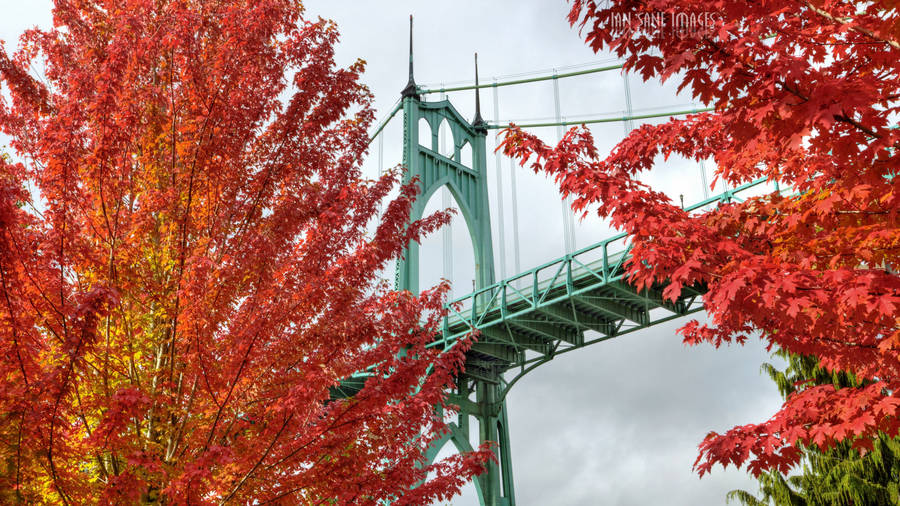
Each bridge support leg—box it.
[472,381,516,506]
[498,400,515,502]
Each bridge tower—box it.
[396,18,515,506]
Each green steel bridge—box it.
[335,19,780,506]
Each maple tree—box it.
[0,0,489,503]
[728,352,900,505]
[502,0,899,480]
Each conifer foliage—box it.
[502,0,900,478]
[728,352,900,505]
[0,1,488,503]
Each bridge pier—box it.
[473,381,515,506]
[437,380,516,506]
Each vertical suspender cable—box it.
[504,78,523,284]
[493,81,507,280]
[378,131,384,176]
[553,70,576,255]
[508,155,522,282]
[377,130,384,216]
[622,72,652,317]
[623,72,635,134]
[699,159,710,200]
[440,88,454,298]
[562,114,577,252]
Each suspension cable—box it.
[418,64,624,95]
[367,100,402,145]
[485,107,714,129]
[553,70,576,255]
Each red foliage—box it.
[502,0,899,478]
[0,1,489,503]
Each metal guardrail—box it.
[428,175,778,350]
[338,176,783,388]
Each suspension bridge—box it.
[335,18,780,506]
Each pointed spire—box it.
[401,15,419,99]
[472,52,486,131]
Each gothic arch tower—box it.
[395,68,495,295]
[395,19,515,506]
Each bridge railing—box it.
[433,234,631,346]
[432,176,784,349]
[338,177,785,391]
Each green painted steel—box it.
[395,74,775,502]
[394,55,517,503]
[485,107,715,130]
[337,29,783,502]
[418,63,625,95]
[333,159,775,503]
[335,88,774,504]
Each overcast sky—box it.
[1,2,784,504]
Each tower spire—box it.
[401,15,419,99]
[473,52,486,131]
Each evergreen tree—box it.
[728,352,900,505]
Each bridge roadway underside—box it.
[451,270,705,387]
[329,175,774,505]
[330,246,708,505]
[334,241,708,399]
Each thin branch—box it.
[804,1,900,51]
[220,413,294,503]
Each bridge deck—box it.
[435,232,705,384]
[332,177,776,397]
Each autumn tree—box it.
[728,352,900,505]
[502,0,899,480]
[0,0,488,503]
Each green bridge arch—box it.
[397,97,495,296]
[395,59,516,502]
